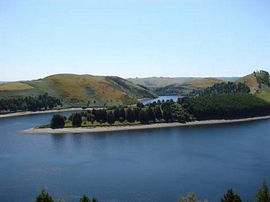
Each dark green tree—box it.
[79,195,98,202]
[119,108,126,122]
[126,108,135,122]
[138,109,149,124]
[256,180,270,202]
[107,111,115,124]
[87,112,95,124]
[146,107,156,122]
[221,189,242,202]
[80,195,90,202]
[72,113,82,127]
[113,108,120,121]
[154,106,163,121]
[36,190,54,202]
[50,114,65,129]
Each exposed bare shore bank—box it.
[23,115,270,134]
[0,108,94,119]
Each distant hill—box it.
[128,77,197,88]
[0,74,156,107]
[128,77,238,88]
[237,70,270,102]
[153,78,224,96]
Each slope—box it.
[0,74,156,107]
[237,70,270,102]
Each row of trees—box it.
[180,93,270,120]
[198,82,250,95]
[0,93,62,113]
[36,190,98,202]
[50,92,270,128]
[50,100,193,128]
[35,180,270,202]
[179,181,270,202]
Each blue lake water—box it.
[0,111,270,202]
[139,96,182,105]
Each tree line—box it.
[36,190,98,202]
[180,93,270,120]
[190,82,250,96]
[35,180,270,202]
[0,93,62,113]
[179,181,270,202]
[50,100,193,128]
[50,92,270,129]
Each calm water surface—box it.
[0,111,270,202]
[139,96,182,105]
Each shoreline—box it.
[0,108,94,119]
[23,115,270,134]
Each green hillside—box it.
[154,77,224,96]
[237,70,270,102]
[128,77,197,88]
[128,77,238,88]
[0,74,156,107]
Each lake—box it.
[139,95,182,105]
[0,111,270,202]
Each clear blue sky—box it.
[1,0,270,81]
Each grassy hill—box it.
[128,77,238,88]
[154,77,224,96]
[0,74,156,107]
[128,77,197,88]
[237,70,270,102]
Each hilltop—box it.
[0,74,156,107]
[237,70,270,102]
[133,71,270,100]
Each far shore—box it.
[23,115,270,134]
[0,108,95,119]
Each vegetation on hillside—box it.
[180,93,270,120]
[0,93,62,113]
[154,78,224,96]
[237,70,270,102]
[0,82,33,91]
[128,77,238,88]
[0,74,156,108]
[190,82,250,96]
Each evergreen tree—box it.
[107,111,115,124]
[154,106,163,121]
[72,113,82,127]
[256,180,270,202]
[50,114,65,129]
[119,108,126,122]
[146,107,155,122]
[221,189,242,202]
[113,108,120,121]
[36,190,54,202]
[138,109,149,124]
[80,195,90,202]
[126,108,135,122]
